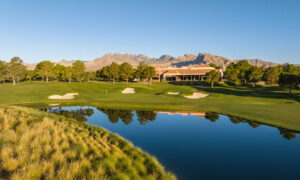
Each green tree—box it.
[72,60,86,82]
[65,66,73,83]
[209,63,221,69]
[279,73,300,96]
[35,61,55,82]
[235,60,252,83]
[0,61,7,84]
[53,64,67,81]
[98,66,110,81]
[107,62,120,83]
[6,57,26,85]
[120,62,134,83]
[263,66,282,85]
[135,62,156,85]
[225,67,241,85]
[25,70,34,81]
[246,66,264,87]
[84,71,96,82]
[206,70,220,88]
[144,66,156,86]
[134,62,147,80]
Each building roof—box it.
[156,67,219,75]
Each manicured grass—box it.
[0,106,176,179]
[0,81,299,131]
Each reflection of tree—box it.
[119,110,134,125]
[248,121,261,128]
[229,116,241,124]
[51,107,94,122]
[136,111,157,125]
[99,108,134,125]
[279,128,297,140]
[205,112,219,122]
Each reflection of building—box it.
[153,65,221,82]
[155,111,206,118]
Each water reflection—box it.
[45,107,298,140]
[42,107,94,122]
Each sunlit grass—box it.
[0,106,176,179]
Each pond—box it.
[43,106,300,180]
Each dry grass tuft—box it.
[0,106,176,180]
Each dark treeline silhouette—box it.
[47,107,94,122]
[98,108,157,125]
[205,112,298,140]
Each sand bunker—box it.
[48,93,79,100]
[49,103,60,106]
[167,92,182,95]
[122,88,135,94]
[184,93,210,99]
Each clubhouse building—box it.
[154,64,221,82]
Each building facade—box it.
[154,65,221,82]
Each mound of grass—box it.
[0,106,176,180]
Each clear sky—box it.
[0,0,299,64]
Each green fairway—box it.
[0,81,299,131]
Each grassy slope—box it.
[0,81,299,131]
[0,106,175,180]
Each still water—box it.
[46,106,300,180]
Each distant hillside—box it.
[24,53,280,71]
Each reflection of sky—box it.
[51,106,300,180]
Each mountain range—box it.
[24,53,280,71]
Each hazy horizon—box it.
[0,0,299,64]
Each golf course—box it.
[1,81,299,131]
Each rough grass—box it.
[0,81,299,131]
[0,106,176,180]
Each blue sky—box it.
[0,0,299,64]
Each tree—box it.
[120,62,134,83]
[0,61,7,84]
[225,67,241,85]
[246,66,264,87]
[98,66,110,81]
[263,66,282,85]
[206,70,220,88]
[234,60,252,83]
[279,73,300,96]
[84,71,96,82]
[209,63,221,69]
[135,62,156,85]
[25,70,34,81]
[134,62,147,80]
[65,66,73,83]
[144,66,156,86]
[53,64,67,81]
[35,61,54,82]
[72,60,86,82]
[6,57,26,85]
[107,62,120,83]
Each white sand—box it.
[122,88,135,94]
[49,103,60,106]
[184,92,210,99]
[48,93,79,100]
[167,92,182,95]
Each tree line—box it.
[205,60,300,95]
[0,57,156,85]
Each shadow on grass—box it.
[168,81,300,102]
